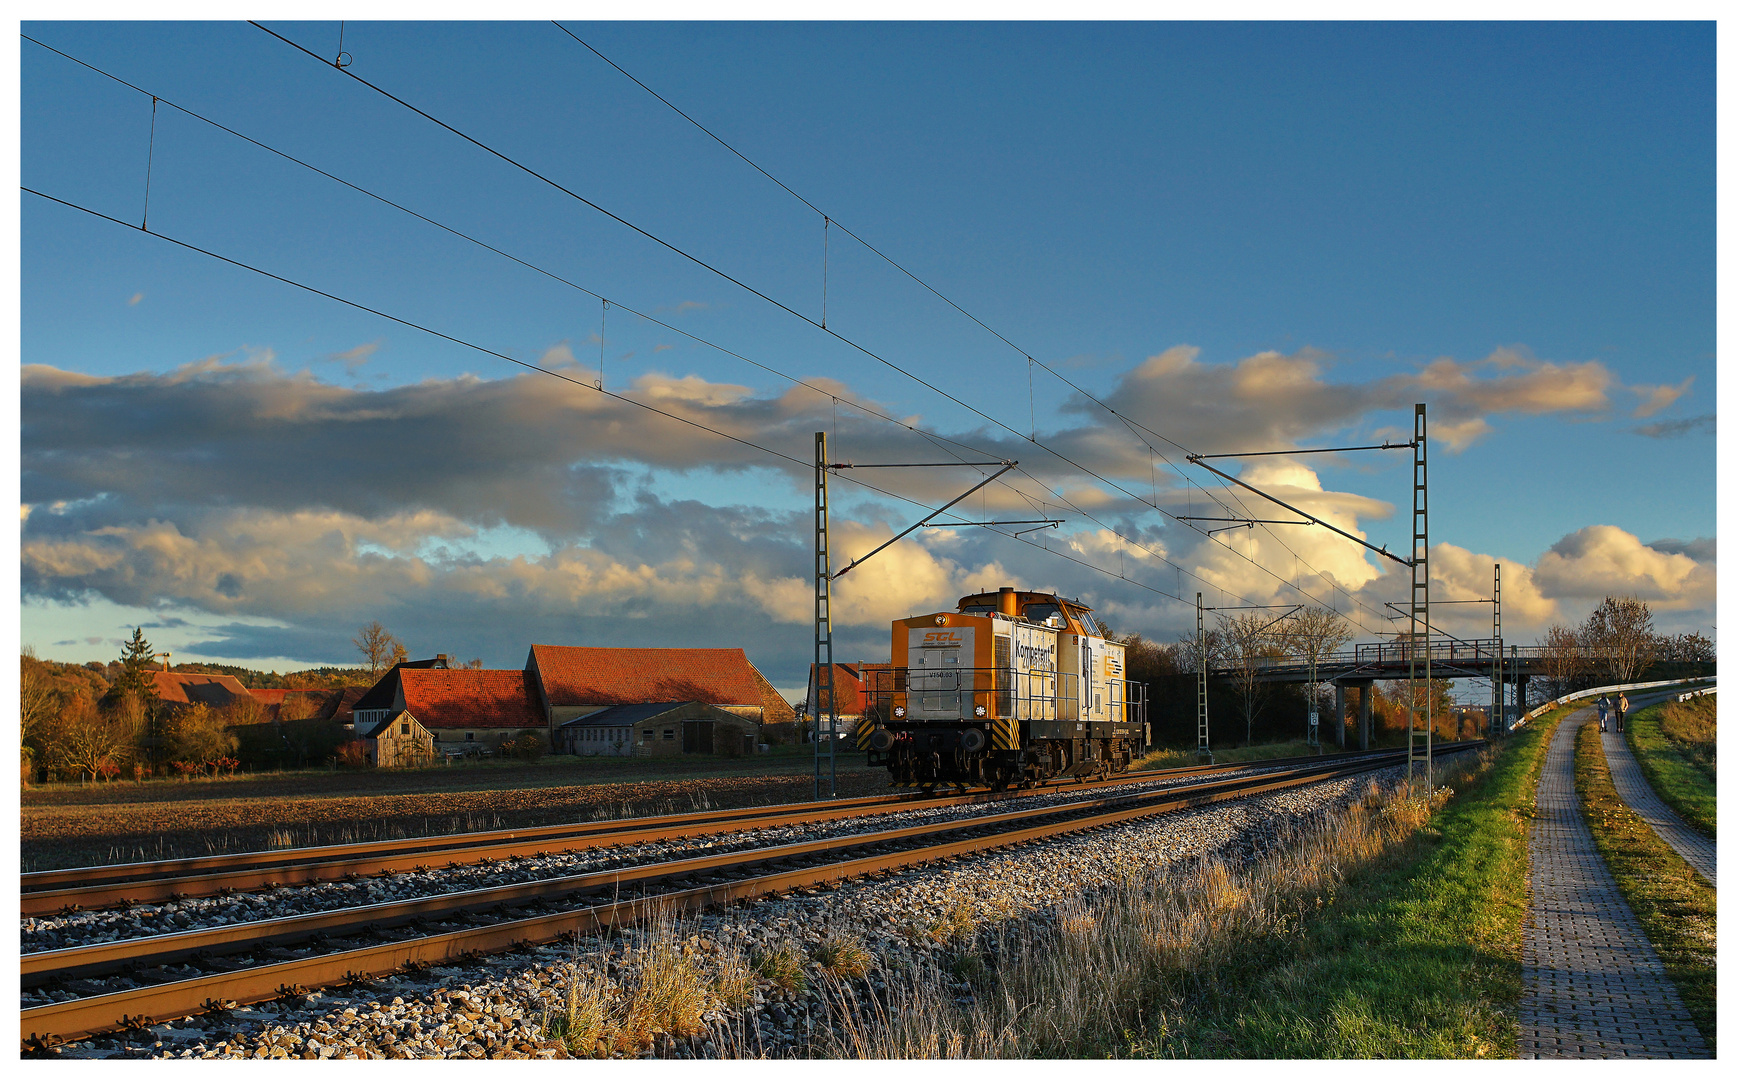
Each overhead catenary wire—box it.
[27,34,1291,618]
[245,21,1369,619]
[550,23,1389,626]
[26,183,1212,616]
[34,30,1393,630]
[544,22,1386,624]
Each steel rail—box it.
[23,744,1434,912]
[22,749,1432,985]
[21,744,1479,1047]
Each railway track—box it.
[21,742,1479,1049]
[20,742,1449,915]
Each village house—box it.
[527,645,793,729]
[151,670,256,713]
[351,658,544,753]
[555,701,760,757]
[347,645,791,763]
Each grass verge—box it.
[1573,721,1717,1050]
[822,707,1579,1058]
[1624,698,1716,839]
[1134,738,1353,771]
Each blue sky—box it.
[19,21,1716,690]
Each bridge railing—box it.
[1236,640,1551,675]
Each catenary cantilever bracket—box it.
[1185,456,1413,568]
[832,462,1017,579]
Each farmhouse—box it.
[347,645,791,761]
[151,670,255,713]
[527,645,793,728]
[555,701,759,757]
[352,662,544,753]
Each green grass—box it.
[1624,701,1716,839]
[1116,704,1580,1057]
[1133,738,1366,771]
[1574,721,1716,1049]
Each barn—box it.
[347,645,791,762]
[555,701,759,757]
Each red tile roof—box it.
[151,671,253,708]
[529,646,764,708]
[398,669,544,730]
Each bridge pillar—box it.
[1333,683,1348,748]
[1516,674,1530,715]
[1358,682,1374,750]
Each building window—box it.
[641,729,652,743]
[401,723,410,735]
[466,732,475,741]
[663,729,675,740]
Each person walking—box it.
[1616,693,1630,733]
[1596,694,1610,733]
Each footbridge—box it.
[1224,639,1713,749]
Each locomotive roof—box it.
[954,589,1094,611]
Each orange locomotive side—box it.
[861,586,1147,791]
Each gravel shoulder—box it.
[34,764,1404,1060]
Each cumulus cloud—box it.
[1064,343,1629,459]
[22,348,1713,678]
[1533,526,1714,607]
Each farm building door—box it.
[682,721,715,754]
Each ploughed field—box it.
[21,753,884,872]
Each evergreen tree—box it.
[105,627,161,707]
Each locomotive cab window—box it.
[1023,603,1063,626]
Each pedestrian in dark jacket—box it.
[1596,695,1610,732]
[1616,693,1630,733]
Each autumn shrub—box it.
[335,741,372,769]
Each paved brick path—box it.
[1602,729,1717,887]
[1518,707,1709,1059]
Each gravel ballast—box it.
[32,763,1414,1060]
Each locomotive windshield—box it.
[1022,602,1065,626]
[1071,608,1103,636]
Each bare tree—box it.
[55,694,134,781]
[1658,631,1715,663]
[1277,607,1354,742]
[21,652,60,758]
[1581,596,1658,684]
[354,621,404,677]
[1216,611,1281,746]
[1538,622,1590,697]
[1173,627,1228,676]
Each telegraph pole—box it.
[1491,562,1503,736]
[1196,593,1211,762]
[1407,403,1432,786]
[814,432,837,799]
[812,439,1019,798]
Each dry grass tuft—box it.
[755,941,809,993]
[813,936,874,979]
[817,750,1492,1059]
[710,943,758,1008]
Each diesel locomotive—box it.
[859,587,1148,790]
